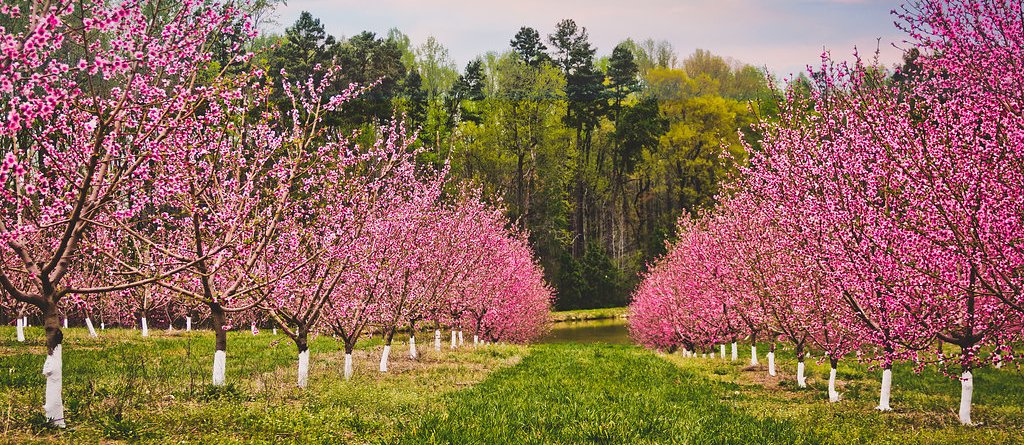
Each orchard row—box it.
[629,0,1024,426]
[0,0,552,428]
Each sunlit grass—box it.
[0,326,525,444]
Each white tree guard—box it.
[379,345,391,372]
[796,362,807,387]
[959,371,973,425]
[186,316,192,332]
[409,336,418,359]
[876,368,893,411]
[16,319,25,342]
[141,317,149,337]
[434,329,441,352]
[85,318,98,337]
[344,353,354,380]
[297,350,310,388]
[43,344,65,427]
[750,345,758,366]
[731,342,738,361]
[767,352,776,376]
[828,366,840,402]
[212,350,227,386]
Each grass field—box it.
[0,326,526,444]
[550,307,628,322]
[2,326,1022,444]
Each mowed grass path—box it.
[397,344,808,444]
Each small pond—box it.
[541,318,633,344]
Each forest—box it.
[257,12,783,309]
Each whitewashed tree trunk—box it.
[85,318,97,337]
[343,353,354,380]
[876,368,893,411]
[42,344,65,428]
[434,329,441,352]
[185,316,192,332]
[731,342,738,361]
[100,322,105,330]
[720,344,725,359]
[409,336,418,359]
[828,366,840,402]
[16,319,25,342]
[767,352,776,376]
[473,335,479,347]
[62,318,68,329]
[450,330,457,349]
[796,361,807,387]
[273,328,277,335]
[959,371,973,425]
[141,317,149,337]
[297,350,310,388]
[458,330,464,346]
[750,345,758,366]
[251,322,257,336]
[379,345,391,373]
[23,316,28,327]
[212,350,226,386]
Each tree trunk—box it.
[42,302,65,427]
[434,329,441,352]
[343,341,355,380]
[730,341,738,361]
[796,345,807,388]
[379,329,395,373]
[768,342,777,377]
[876,365,893,411]
[828,356,840,402]
[296,331,309,388]
[210,304,228,386]
[959,369,974,425]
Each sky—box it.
[267,0,907,78]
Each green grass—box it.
[0,326,526,444]
[662,343,1024,444]
[3,327,1022,444]
[397,343,808,444]
[550,307,628,322]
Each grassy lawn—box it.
[397,343,807,444]
[550,307,628,322]
[0,326,526,444]
[662,344,1024,444]
[3,326,1022,444]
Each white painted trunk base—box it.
[141,317,149,337]
[796,361,807,387]
[344,353,354,380]
[63,318,68,329]
[43,344,65,427]
[273,328,277,335]
[876,368,893,411]
[720,344,725,359]
[750,345,759,366]
[23,317,28,327]
[85,318,98,337]
[186,317,192,332]
[16,319,25,342]
[473,335,479,347]
[251,322,258,336]
[297,350,310,388]
[767,352,776,376]
[458,330,464,346]
[450,330,457,349]
[434,330,441,352]
[828,366,840,402]
[731,342,738,361]
[959,371,973,425]
[379,345,391,373]
[409,336,418,359]
[212,350,227,386]
[101,322,105,330]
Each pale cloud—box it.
[267,0,906,76]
